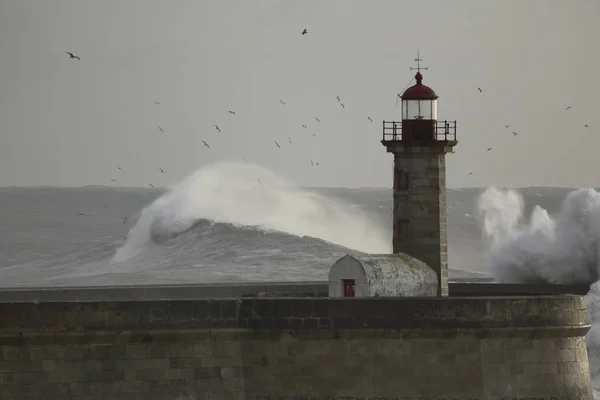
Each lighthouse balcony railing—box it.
[382,120,457,142]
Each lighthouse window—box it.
[396,219,409,240]
[403,100,437,120]
[395,169,409,191]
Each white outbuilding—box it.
[328,253,438,297]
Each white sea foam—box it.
[112,161,390,262]
[478,186,600,395]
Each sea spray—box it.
[112,161,390,262]
[478,186,600,395]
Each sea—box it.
[2,160,600,396]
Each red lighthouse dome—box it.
[401,72,439,100]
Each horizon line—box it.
[0,184,591,190]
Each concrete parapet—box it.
[0,295,592,399]
[0,296,590,336]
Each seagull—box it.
[274,141,281,149]
[159,168,164,173]
[478,88,482,93]
[315,117,320,123]
[368,116,373,122]
[66,52,80,60]
[123,217,127,224]
[311,160,314,166]
[336,95,341,102]
[315,162,320,166]
[288,137,292,146]
[257,179,263,186]
[585,124,589,128]
[512,131,518,136]
[242,158,248,164]
[78,213,86,216]
[116,165,122,170]
[302,125,307,128]
[157,126,164,133]
[148,184,155,188]
[228,111,235,115]
[154,101,160,105]
[202,140,210,148]
[104,205,110,209]
[504,125,510,128]
[487,147,492,152]
[301,29,308,35]
[280,100,286,106]
[469,172,473,175]
[215,125,221,133]
[110,179,117,182]
[340,103,345,108]
[565,106,572,110]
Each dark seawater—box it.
[0,179,573,287]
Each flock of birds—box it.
[65,30,591,189]
[65,31,377,189]
[467,87,589,176]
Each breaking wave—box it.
[112,161,390,263]
[478,186,600,395]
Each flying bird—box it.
[340,103,345,108]
[487,147,492,152]
[368,116,373,122]
[478,88,482,93]
[336,95,341,102]
[66,52,80,60]
[280,100,286,105]
[157,126,164,133]
[302,125,307,128]
[315,162,320,166]
[469,172,473,175]
[78,213,86,216]
[159,168,164,173]
[315,117,320,123]
[215,125,221,132]
[274,141,281,149]
[149,184,155,188]
[301,29,308,35]
[504,125,510,128]
[110,179,117,182]
[123,217,127,224]
[242,158,248,164]
[565,106,572,110]
[585,124,589,128]
[288,137,292,146]
[311,160,314,166]
[202,140,210,148]
[228,111,235,115]
[116,166,122,170]
[257,179,263,186]
[512,131,518,136]
[154,101,160,105]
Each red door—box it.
[342,279,355,297]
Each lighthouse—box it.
[381,53,457,296]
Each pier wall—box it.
[0,295,592,400]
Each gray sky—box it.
[0,0,598,188]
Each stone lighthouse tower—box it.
[381,54,457,296]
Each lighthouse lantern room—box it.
[381,52,458,296]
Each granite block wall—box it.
[0,296,592,400]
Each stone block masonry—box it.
[0,295,592,400]
[390,147,451,297]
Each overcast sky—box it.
[0,0,598,189]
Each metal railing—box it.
[382,120,457,142]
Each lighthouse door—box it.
[342,279,356,297]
